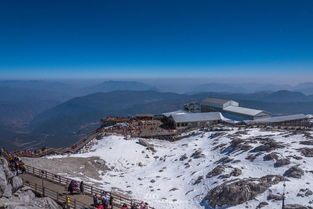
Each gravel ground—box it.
[22,156,110,185]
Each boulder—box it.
[250,139,285,153]
[215,157,233,164]
[298,148,313,157]
[284,166,304,179]
[2,184,12,198]
[12,176,23,192]
[203,175,286,208]
[190,150,205,159]
[0,165,8,196]
[32,197,62,209]
[299,140,313,146]
[257,202,269,208]
[206,165,226,178]
[284,204,311,209]
[137,139,156,152]
[263,152,279,161]
[16,189,36,203]
[267,193,283,201]
[179,154,188,161]
[274,158,290,167]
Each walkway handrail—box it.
[2,148,154,208]
[25,164,146,208]
[23,180,90,209]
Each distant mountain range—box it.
[26,90,313,149]
[84,80,157,94]
[191,82,313,95]
[1,79,313,150]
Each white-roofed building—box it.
[199,97,271,120]
[245,114,310,126]
[163,111,231,128]
[223,106,271,120]
[201,98,239,112]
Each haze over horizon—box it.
[1,0,313,80]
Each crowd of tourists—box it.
[92,192,150,209]
[1,148,27,175]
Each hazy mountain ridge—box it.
[26,90,313,149]
[1,79,313,150]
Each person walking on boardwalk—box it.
[93,193,99,207]
[80,181,84,195]
[21,164,26,174]
[68,180,74,195]
[109,195,113,208]
[130,203,137,209]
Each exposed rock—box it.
[206,165,226,178]
[179,154,188,161]
[299,140,313,146]
[298,148,313,157]
[215,157,233,164]
[256,201,269,208]
[190,150,205,159]
[284,204,311,209]
[203,175,286,208]
[2,184,12,198]
[284,166,304,178]
[12,176,23,192]
[0,165,8,196]
[193,176,203,185]
[137,139,156,152]
[246,153,263,162]
[223,139,253,154]
[231,168,242,177]
[267,193,283,201]
[0,157,62,209]
[250,139,285,153]
[263,152,279,161]
[274,158,290,167]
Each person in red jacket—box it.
[121,204,129,209]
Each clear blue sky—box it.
[0,0,312,79]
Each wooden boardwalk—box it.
[20,164,148,209]
[21,173,94,208]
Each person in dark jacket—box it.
[93,194,99,207]
[80,181,84,195]
[109,195,113,208]
[68,180,74,195]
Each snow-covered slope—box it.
[36,127,313,209]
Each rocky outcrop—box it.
[298,148,313,157]
[206,165,242,179]
[137,139,156,152]
[250,139,285,153]
[206,165,225,178]
[284,166,304,179]
[0,157,62,209]
[263,152,279,161]
[284,204,312,209]
[190,150,205,159]
[256,201,269,208]
[267,193,283,201]
[274,158,290,167]
[202,175,286,208]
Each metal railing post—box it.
[74,199,77,209]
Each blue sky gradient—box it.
[0,0,312,79]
